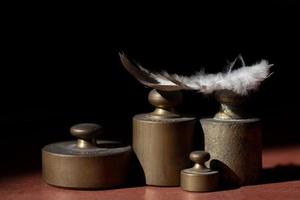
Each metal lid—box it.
[42,123,131,189]
[181,151,219,192]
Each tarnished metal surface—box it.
[201,118,262,186]
[42,123,131,189]
[181,151,219,192]
[133,89,196,186]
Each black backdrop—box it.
[1,2,299,174]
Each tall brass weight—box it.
[133,89,196,186]
[201,90,262,186]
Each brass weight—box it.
[133,89,196,186]
[201,118,261,186]
[200,90,262,186]
[42,123,132,189]
[181,151,219,192]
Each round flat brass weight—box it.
[42,123,131,189]
[181,151,219,192]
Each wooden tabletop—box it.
[1,146,300,200]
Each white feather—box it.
[153,57,273,95]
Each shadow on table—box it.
[260,164,300,184]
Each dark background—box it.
[1,2,299,175]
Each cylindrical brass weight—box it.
[133,115,196,186]
[42,123,132,189]
[200,118,262,186]
[181,151,219,192]
[42,142,131,189]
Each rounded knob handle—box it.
[148,89,182,118]
[148,89,182,109]
[70,123,103,148]
[190,151,210,165]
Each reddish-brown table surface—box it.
[1,146,300,200]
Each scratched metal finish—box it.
[200,118,262,186]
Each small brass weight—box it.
[133,89,196,186]
[181,151,219,192]
[42,123,131,189]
